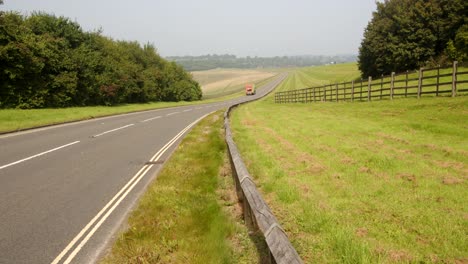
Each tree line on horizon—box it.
[358,0,467,78]
[167,54,357,71]
[0,11,202,109]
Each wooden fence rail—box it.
[275,61,468,104]
[225,74,303,264]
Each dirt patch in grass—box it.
[355,227,368,238]
[442,176,464,185]
[388,250,414,262]
[377,132,410,145]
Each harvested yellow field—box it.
[192,69,276,98]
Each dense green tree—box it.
[0,12,201,108]
[358,0,467,78]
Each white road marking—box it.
[141,116,162,123]
[166,112,179,116]
[182,109,192,112]
[0,141,80,170]
[52,113,212,264]
[92,124,134,138]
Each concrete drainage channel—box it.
[223,74,303,264]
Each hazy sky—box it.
[2,0,377,57]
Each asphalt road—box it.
[0,74,286,264]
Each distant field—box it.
[231,64,468,262]
[276,63,361,93]
[192,68,277,99]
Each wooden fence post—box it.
[335,83,338,102]
[405,70,408,97]
[390,72,395,100]
[380,74,383,100]
[436,65,440,96]
[324,86,327,102]
[367,76,372,101]
[360,79,363,101]
[418,68,423,98]
[313,87,316,102]
[351,81,354,102]
[343,82,346,101]
[452,61,458,97]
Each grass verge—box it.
[0,92,234,134]
[101,110,267,264]
[230,96,468,263]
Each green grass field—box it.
[102,111,267,263]
[231,64,468,262]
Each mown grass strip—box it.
[102,110,267,264]
[231,96,468,263]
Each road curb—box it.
[223,74,303,264]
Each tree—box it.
[0,11,202,108]
[358,0,467,78]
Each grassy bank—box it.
[230,64,468,262]
[102,111,266,264]
[0,101,182,133]
[0,89,244,134]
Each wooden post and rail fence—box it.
[275,61,467,103]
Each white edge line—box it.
[92,124,134,138]
[54,112,213,264]
[0,141,80,170]
[141,116,162,123]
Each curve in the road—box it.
[0,73,286,264]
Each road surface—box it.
[0,74,286,264]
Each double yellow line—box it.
[51,112,212,264]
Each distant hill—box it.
[166,54,357,71]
